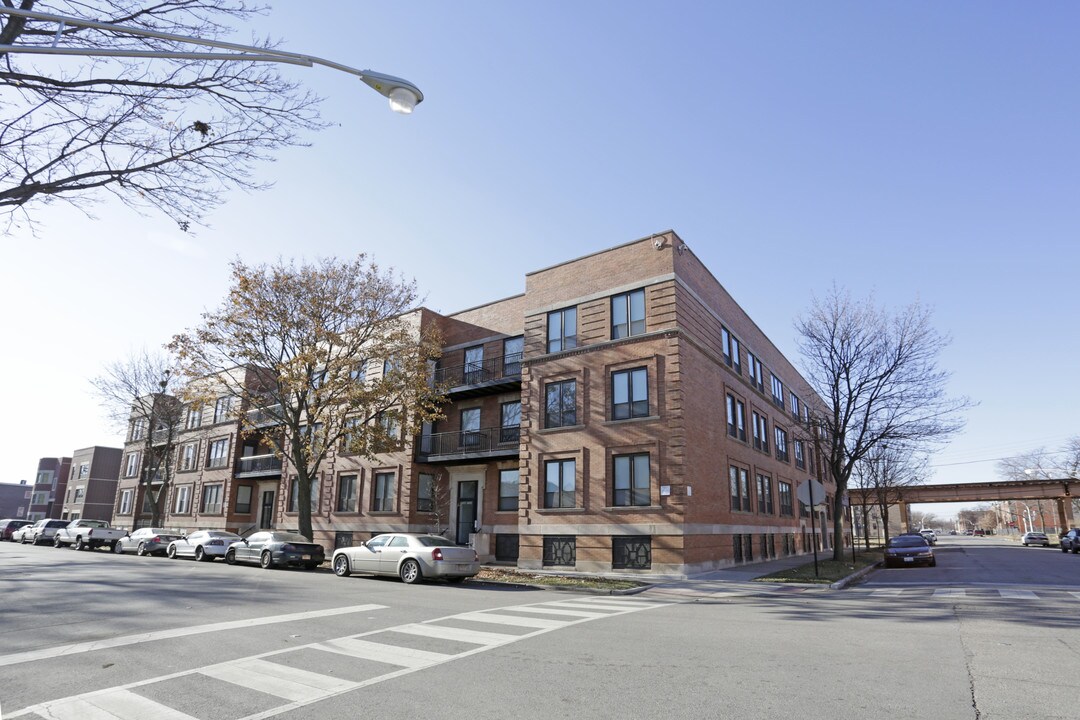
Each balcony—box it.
[417,427,520,463]
[246,404,284,428]
[235,454,284,478]
[434,353,522,398]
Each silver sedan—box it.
[114,527,184,556]
[167,530,242,562]
[332,533,480,584]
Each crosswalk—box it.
[8,595,673,720]
[869,588,1080,601]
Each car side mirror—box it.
[243,539,249,545]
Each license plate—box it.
[456,564,471,571]
[903,557,914,563]
[302,555,311,560]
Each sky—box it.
[2,2,1078,520]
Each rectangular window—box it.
[78,463,90,479]
[726,394,746,441]
[201,484,223,514]
[613,453,650,507]
[118,489,133,515]
[500,401,521,443]
[235,485,252,514]
[373,471,394,512]
[206,438,229,469]
[417,473,434,512]
[336,474,358,512]
[770,374,784,408]
[542,535,576,566]
[376,413,400,448]
[503,336,523,376]
[545,379,577,428]
[544,459,576,508]
[612,536,652,570]
[464,345,484,384]
[180,442,198,471]
[124,452,140,478]
[73,486,85,503]
[547,307,578,353]
[721,326,741,373]
[729,466,751,512]
[733,534,743,563]
[611,288,646,339]
[752,412,769,453]
[794,440,806,470]
[288,476,320,513]
[174,485,191,514]
[131,418,146,441]
[213,396,231,423]
[757,474,773,514]
[350,360,368,382]
[775,426,789,462]
[341,417,361,453]
[460,408,481,449]
[498,469,519,511]
[611,367,648,420]
[186,405,202,429]
[747,352,764,392]
[790,392,801,420]
[495,534,520,562]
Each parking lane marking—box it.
[207,659,355,702]
[316,637,452,669]
[998,589,1038,600]
[391,623,518,646]
[0,603,388,668]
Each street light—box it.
[0,7,423,114]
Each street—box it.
[1,535,1078,720]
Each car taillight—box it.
[282,544,297,552]
[432,548,443,561]
[151,536,161,543]
[207,540,224,546]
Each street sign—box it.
[796,479,827,507]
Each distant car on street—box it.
[1021,532,1050,547]
[1059,528,1080,554]
[884,535,936,568]
[114,527,184,556]
[21,518,70,545]
[919,529,937,545]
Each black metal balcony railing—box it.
[418,427,520,461]
[246,404,284,427]
[434,353,522,390]
[236,454,283,476]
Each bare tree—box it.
[852,444,927,547]
[797,286,973,561]
[997,436,1080,482]
[419,469,452,536]
[90,349,184,527]
[0,0,326,232]
[170,255,445,541]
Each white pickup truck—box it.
[53,519,127,551]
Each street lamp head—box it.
[359,70,423,114]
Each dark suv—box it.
[1059,528,1080,554]
[1,519,32,541]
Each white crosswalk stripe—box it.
[391,622,518,646]
[35,690,201,720]
[316,637,452,669]
[998,589,1038,600]
[932,588,966,598]
[207,658,355,702]
[497,605,612,619]
[453,611,568,629]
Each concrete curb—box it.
[830,561,882,590]
[465,578,653,595]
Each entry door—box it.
[259,491,275,529]
[456,481,478,545]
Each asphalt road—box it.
[1,536,1077,720]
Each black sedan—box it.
[884,535,936,568]
[1060,528,1080,554]
[225,531,325,569]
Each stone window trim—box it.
[334,471,363,515]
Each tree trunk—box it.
[831,493,845,562]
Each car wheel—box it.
[168,545,178,559]
[73,537,85,551]
[333,555,351,577]
[1062,546,1069,553]
[137,542,148,557]
[929,558,937,567]
[195,547,207,562]
[113,541,124,554]
[53,535,63,549]
[399,559,422,584]
[225,550,237,565]
[260,551,273,570]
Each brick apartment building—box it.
[59,446,122,522]
[0,480,32,519]
[116,231,838,577]
[27,457,71,520]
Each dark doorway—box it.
[456,481,478,545]
[259,490,275,529]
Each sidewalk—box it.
[642,553,859,598]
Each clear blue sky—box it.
[3,2,1077,519]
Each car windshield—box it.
[416,536,455,547]
[207,531,239,538]
[273,533,311,543]
[889,537,929,548]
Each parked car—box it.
[973,529,986,536]
[1,519,32,541]
[884,535,936,568]
[1060,528,1080,554]
[332,533,480,584]
[919,529,937,545]
[1021,532,1050,547]
[114,527,184,556]
[9,522,36,543]
[225,531,325,570]
[21,518,70,545]
[53,519,127,551]
[167,530,242,561]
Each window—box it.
[174,486,191,514]
[729,466,751,512]
[288,476,320,513]
[747,352,764,392]
[350,359,368,382]
[131,418,146,441]
[73,486,85,503]
[545,379,577,428]
[460,408,481,448]
[770,374,784,408]
[341,417,362,453]
[186,405,202,429]
[777,483,794,518]
[503,336,523,376]
[612,536,652,569]
[790,392,801,420]
[376,412,400,448]
[417,473,434,513]
[118,489,133,515]
[544,459,576,508]
[336,474,358,512]
[775,426,789,462]
[547,307,577,353]
[726,394,746,441]
[213,396,231,423]
[235,485,252,514]
[200,484,223,514]
[542,535,576,566]
[495,534,520,561]
[721,326,741,373]
[464,345,484,384]
[611,288,646,339]
[500,401,521,443]
[180,442,198,471]
[752,412,769,453]
[611,367,648,420]
[124,452,140,478]
[733,534,743,563]
[372,471,394,512]
[794,440,806,470]
[206,438,229,469]
[498,469,519,511]
[78,463,89,479]
[756,474,773,514]
[613,453,650,507]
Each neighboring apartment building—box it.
[27,457,72,520]
[0,480,32,518]
[59,447,122,522]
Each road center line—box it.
[0,603,387,668]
